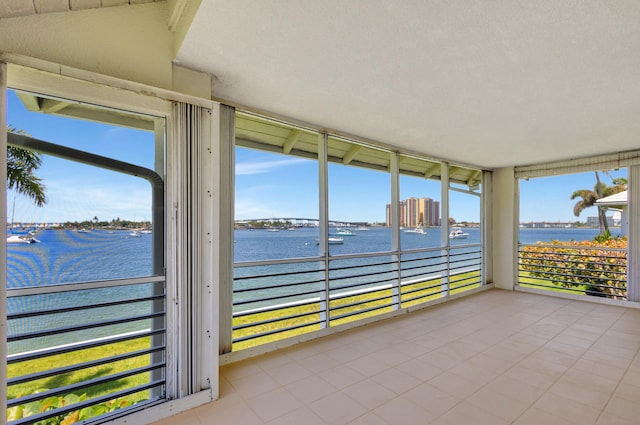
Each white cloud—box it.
[236,158,308,175]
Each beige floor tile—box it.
[320,363,367,389]
[150,291,640,425]
[265,360,312,386]
[428,371,482,399]
[533,392,601,425]
[371,367,423,394]
[466,386,532,422]
[436,400,510,425]
[245,387,303,423]
[264,406,324,425]
[342,378,398,410]
[373,396,438,425]
[596,410,640,425]
[513,406,576,425]
[401,382,460,417]
[309,392,368,425]
[283,374,337,404]
[229,370,281,399]
[603,395,640,422]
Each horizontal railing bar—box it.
[448,242,482,250]
[233,309,322,331]
[8,328,165,364]
[517,267,627,284]
[401,281,444,296]
[519,254,627,269]
[9,380,164,425]
[328,259,395,273]
[234,267,324,282]
[519,251,628,263]
[8,312,165,342]
[233,298,321,317]
[232,319,323,343]
[519,264,627,279]
[234,255,325,268]
[8,361,165,408]
[517,274,626,291]
[400,260,448,273]
[398,246,447,256]
[330,277,397,293]
[402,289,447,304]
[7,294,165,320]
[233,279,324,294]
[449,275,481,285]
[519,243,627,252]
[330,300,397,321]
[330,293,393,311]
[8,345,165,386]
[233,289,322,306]
[401,268,447,281]
[328,250,400,261]
[400,253,444,263]
[450,278,480,288]
[517,280,622,295]
[329,269,396,282]
[7,276,165,298]
[518,257,628,273]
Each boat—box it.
[129,231,142,238]
[336,228,355,236]
[449,228,469,239]
[7,234,40,244]
[140,229,152,234]
[355,226,369,231]
[404,225,426,235]
[316,236,345,245]
[267,228,280,232]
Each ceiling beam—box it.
[343,145,361,165]
[40,98,71,114]
[283,129,301,154]
[423,163,440,178]
[467,170,482,187]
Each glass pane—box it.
[234,145,319,261]
[399,173,441,249]
[327,141,391,254]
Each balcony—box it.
[152,289,640,425]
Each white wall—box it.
[492,167,517,290]
[0,3,175,91]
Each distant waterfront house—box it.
[596,190,628,236]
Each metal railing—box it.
[518,242,627,299]
[6,277,166,425]
[232,243,483,351]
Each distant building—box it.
[386,197,440,227]
[586,216,614,228]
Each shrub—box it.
[520,238,627,299]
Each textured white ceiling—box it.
[175,1,640,169]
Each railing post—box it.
[390,152,401,309]
[318,133,330,328]
[627,165,640,302]
[441,163,450,296]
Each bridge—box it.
[235,218,372,227]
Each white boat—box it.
[317,236,345,245]
[449,228,469,239]
[140,229,152,234]
[7,234,40,244]
[336,228,355,236]
[129,231,142,238]
[404,226,426,235]
[355,226,369,231]
[267,228,280,232]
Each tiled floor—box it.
[152,289,640,424]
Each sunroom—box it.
[2,1,640,425]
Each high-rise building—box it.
[386,197,441,227]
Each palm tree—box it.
[571,171,626,235]
[7,128,46,207]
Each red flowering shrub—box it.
[520,238,627,299]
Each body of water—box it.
[6,226,609,353]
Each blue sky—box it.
[7,88,627,225]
